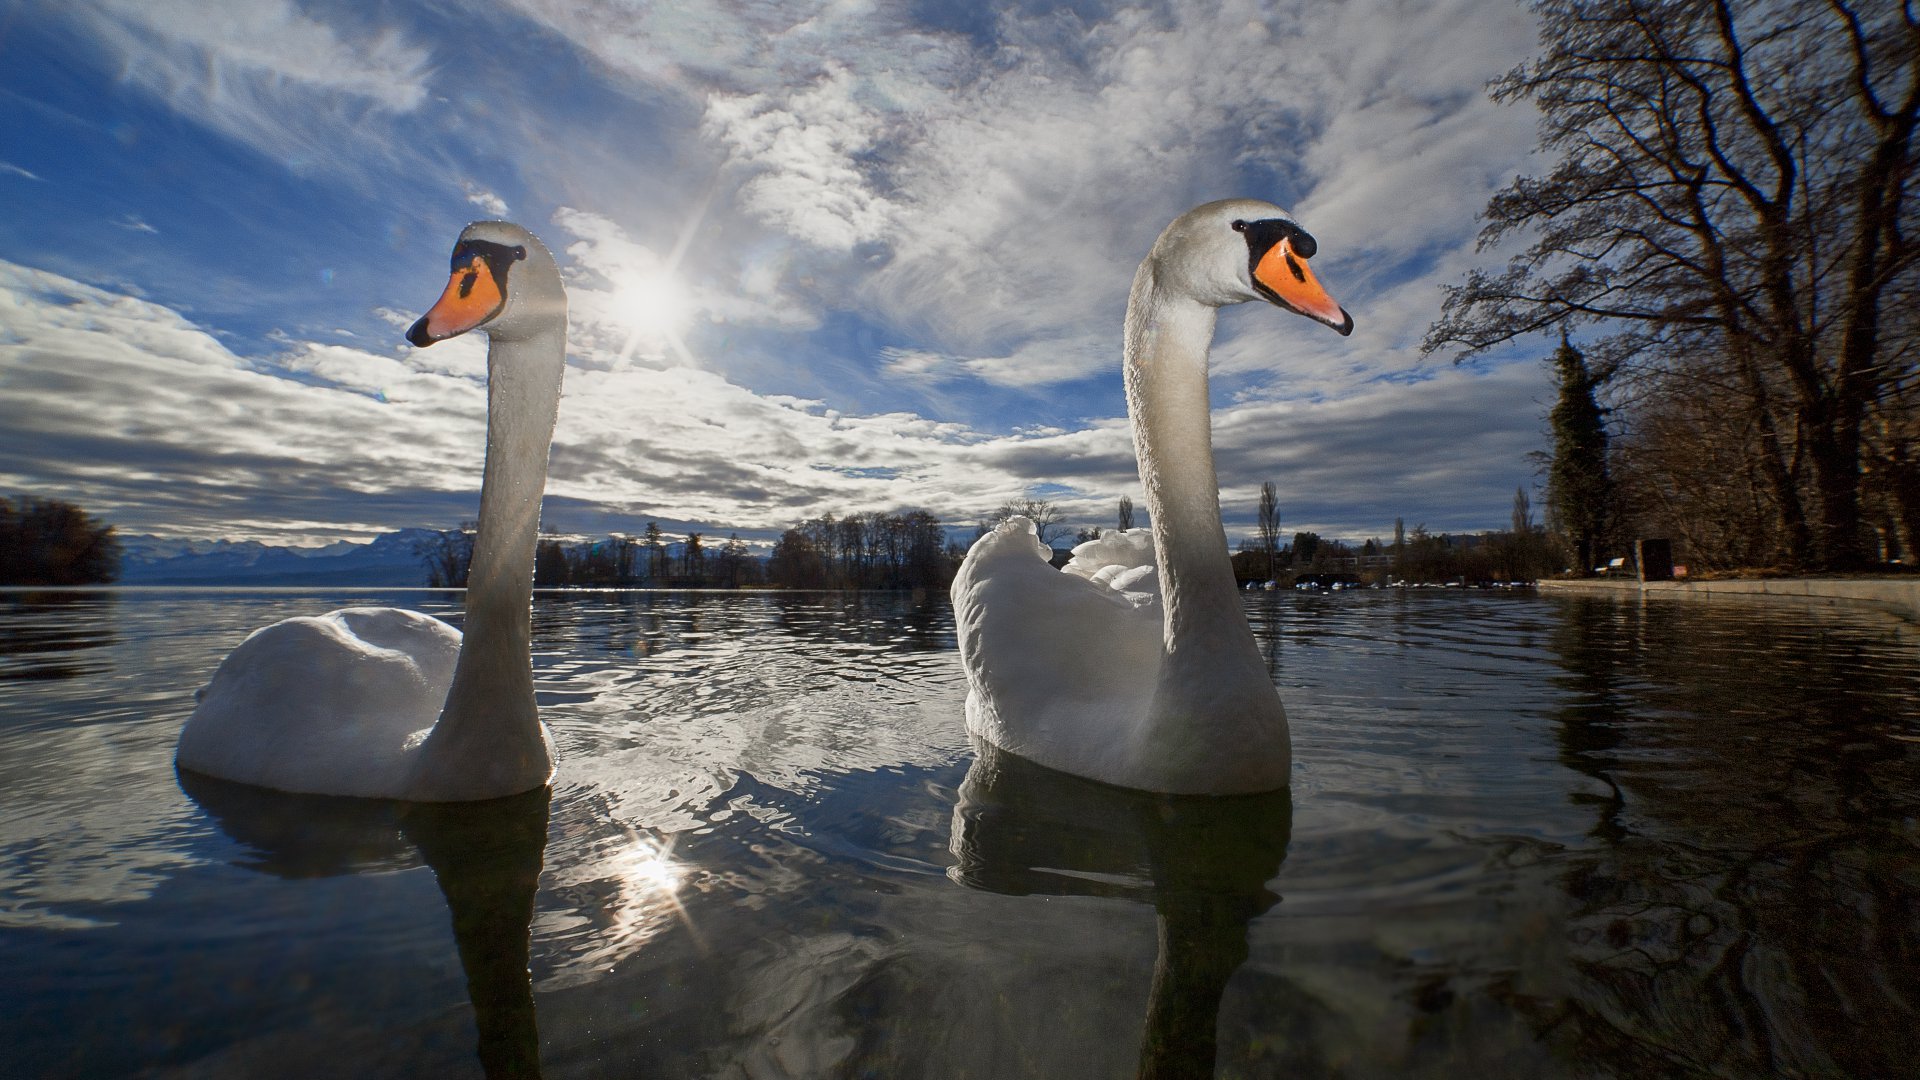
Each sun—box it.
[611,270,693,363]
[614,271,690,338]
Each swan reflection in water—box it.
[177,771,551,1079]
[948,741,1292,1080]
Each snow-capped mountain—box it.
[118,528,445,585]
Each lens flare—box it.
[606,269,698,368]
[613,271,691,345]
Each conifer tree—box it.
[1546,335,1612,575]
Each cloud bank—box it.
[1,213,1548,546]
[4,0,1557,546]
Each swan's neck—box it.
[1123,265,1271,713]
[414,323,564,797]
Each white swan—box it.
[177,221,567,801]
[952,199,1353,794]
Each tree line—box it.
[414,508,962,590]
[1232,491,1561,587]
[766,510,957,589]
[414,520,763,588]
[1427,0,1918,573]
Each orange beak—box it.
[1254,239,1353,336]
[407,255,505,347]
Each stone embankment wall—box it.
[1536,577,1920,623]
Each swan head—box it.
[1147,199,1353,336]
[407,220,566,347]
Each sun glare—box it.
[612,270,693,363]
[615,837,684,895]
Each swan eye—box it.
[1231,220,1247,232]
[1285,224,1318,259]
[448,239,527,295]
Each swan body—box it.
[953,199,1353,794]
[177,221,568,801]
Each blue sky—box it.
[0,0,1552,549]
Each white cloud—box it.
[500,0,970,100]
[462,182,510,217]
[496,0,1537,393]
[0,162,42,181]
[1288,0,1543,263]
[703,67,898,253]
[0,254,1020,543]
[879,337,1115,390]
[60,0,432,175]
[855,0,1537,387]
[105,0,428,110]
[878,347,960,381]
[1,243,1549,545]
[11,0,1560,542]
[44,0,1544,396]
[0,259,488,542]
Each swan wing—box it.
[176,607,460,797]
[952,518,1163,778]
[1061,527,1158,595]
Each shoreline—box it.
[1536,576,1920,623]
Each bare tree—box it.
[611,534,638,585]
[768,508,956,589]
[414,519,477,588]
[837,513,869,584]
[1612,364,1787,569]
[1864,300,1920,558]
[643,521,667,580]
[1257,481,1281,581]
[1117,495,1136,532]
[1427,0,1920,571]
[1508,485,1544,580]
[682,532,703,578]
[768,528,826,587]
[985,497,1067,547]
[715,533,755,587]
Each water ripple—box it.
[3,587,1918,1077]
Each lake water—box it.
[2,587,1917,1079]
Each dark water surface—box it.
[1,588,1917,1078]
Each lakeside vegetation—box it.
[1231,510,1560,588]
[413,509,964,590]
[0,488,1570,594]
[1426,0,1917,574]
[0,496,120,586]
